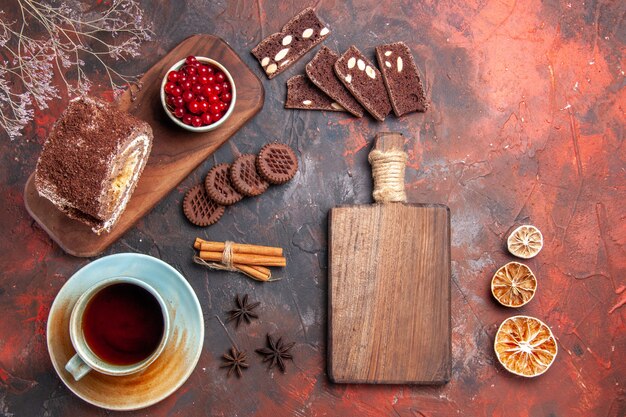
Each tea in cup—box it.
[65,277,170,381]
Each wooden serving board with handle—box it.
[24,34,264,257]
[328,132,451,384]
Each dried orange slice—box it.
[491,262,537,308]
[507,225,543,259]
[494,315,557,377]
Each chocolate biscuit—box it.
[256,143,298,184]
[334,46,391,121]
[252,7,331,79]
[375,42,428,116]
[204,163,243,206]
[230,154,269,197]
[183,185,225,226]
[306,46,364,117]
[285,75,345,111]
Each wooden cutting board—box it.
[24,34,264,257]
[328,132,451,384]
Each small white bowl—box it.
[160,56,236,132]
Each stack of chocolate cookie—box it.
[183,143,298,227]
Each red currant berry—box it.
[200,101,209,113]
[193,84,203,95]
[213,84,222,95]
[218,102,227,111]
[164,82,176,94]
[167,71,180,82]
[201,112,213,125]
[212,112,223,122]
[171,86,183,97]
[221,82,231,92]
[173,95,185,107]
[185,56,197,65]
[192,116,203,127]
[166,95,176,107]
[174,107,185,118]
[183,114,194,125]
[189,74,198,84]
[202,85,213,97]
[180,80,192,91]
[209,104,221,115]
[182,91,194,102]
[188,100,201,114]
[206,65,215,74]
[221,92,232,103]
[208,94,220,104]
[215,72,225,83]
[185,65,197,76]
[198,75,209,85]
[196,94,207,101]
[197,65,209,76]
[178,74,188,84]
[206,75,215,85]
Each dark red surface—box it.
[0,1,624,416]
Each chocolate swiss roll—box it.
[35,96,153,234]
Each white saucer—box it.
[47,253,204,411]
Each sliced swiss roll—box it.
[35,96,153,234]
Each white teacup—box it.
[65,276,170,381]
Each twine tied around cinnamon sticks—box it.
[368,146,407,203]
[193,238,285,282]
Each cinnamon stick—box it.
[234,264,271,281]
[194,238,283,257]
[199,251,287,267]
[248,265,271,275]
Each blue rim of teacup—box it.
[160,57,237,132]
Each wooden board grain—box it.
[328,132,451,384]
[24,34,264,257]
[329,203,451,384]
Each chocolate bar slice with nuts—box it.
[375,42,428,116]
[252,7,330,79]
[306,46,365,117]
[285,75,345,112]
[334,46,391,121]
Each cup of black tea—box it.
[65,277,170,381]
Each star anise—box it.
[255,334,295,373]
[220,346,249,378]
[227,294,260,328]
